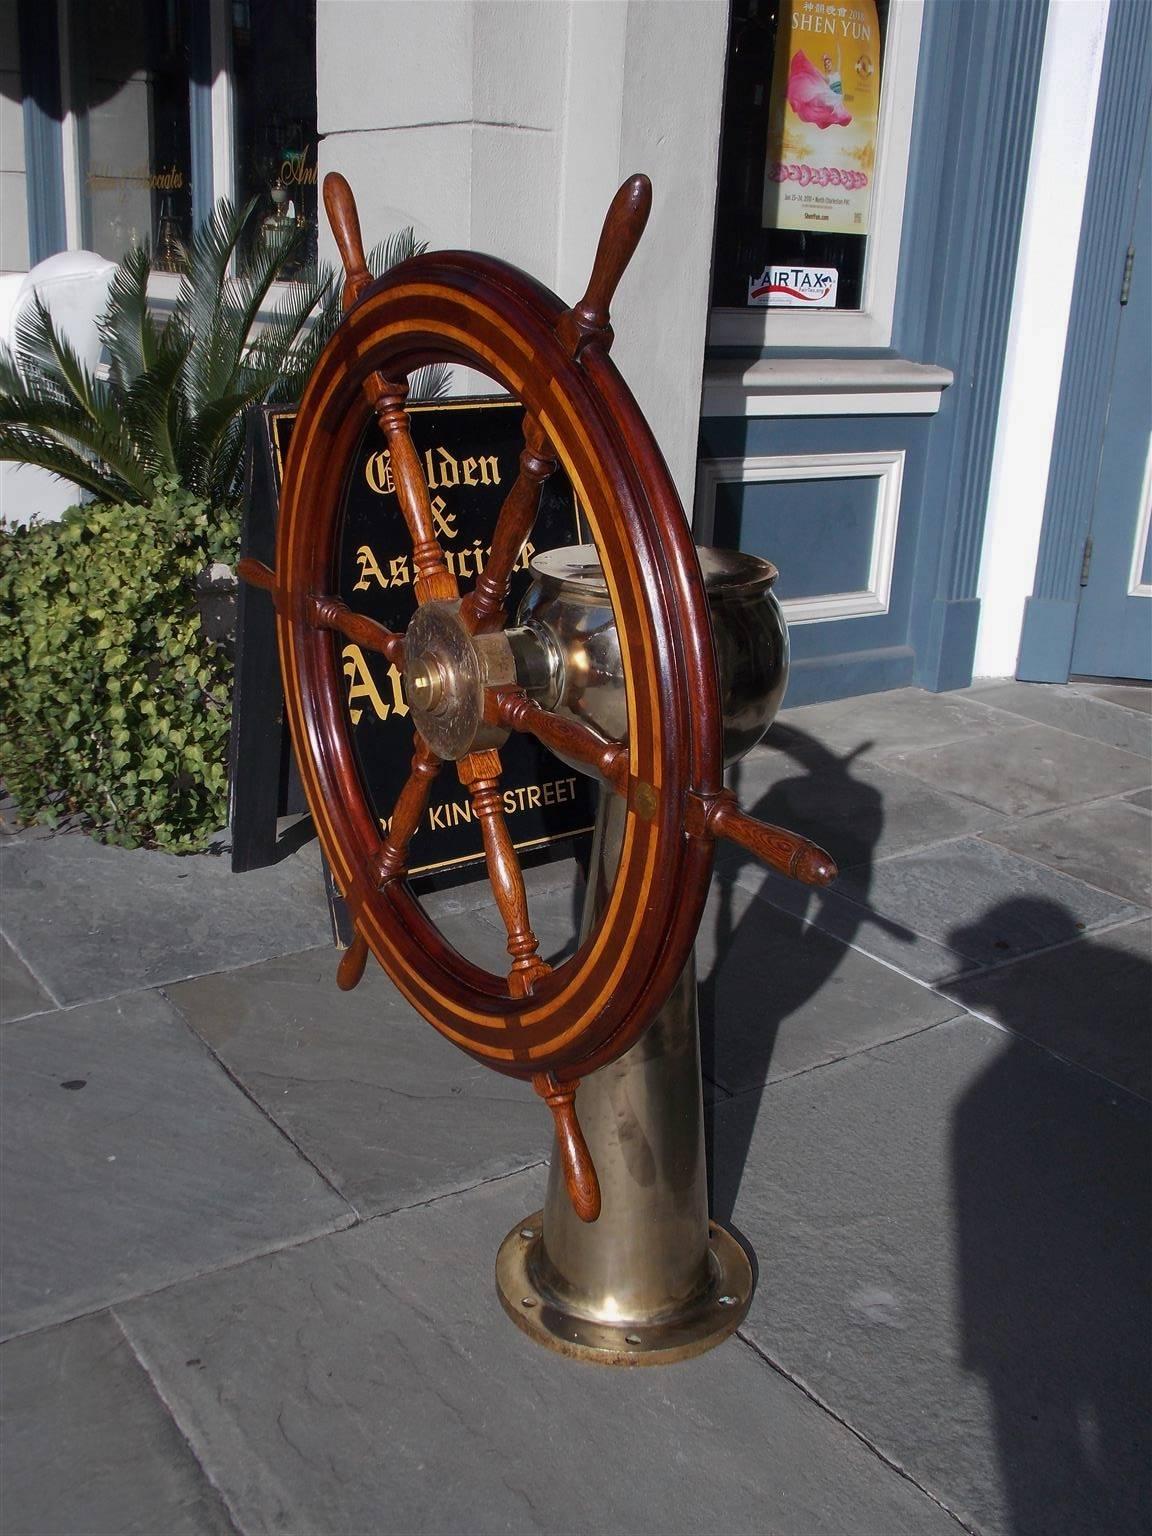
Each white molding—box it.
[694,449,905,624]
[701,355,952,418]
[56,0,82,248]
[707,0,923,351]
[1127,430,1152,599]
[209,0,235,206]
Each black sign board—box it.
[231,399,595,926]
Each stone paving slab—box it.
[775,686,1007,760]
[696,878,963,1093]
[0,834,332,1006]
[0,1311,236,1536]
[165,948,546,1220]
[0,935,55,1023]
[979,794,1152,908]
[1077,681,1152,714]
[883,721,1151,818]
[1129,787,1152,810]
[732,832,1143,984]
[731,863,967,984]
[711,1017,1152,1536]
[944,917,1151,1098]
[727,729,1006,871]
[1,989,352,1338]
[963,679,1152,755]
[116,1169,962,1536]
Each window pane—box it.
[231,0,318,274]
[712,0,888,312]
[69,0,194,265]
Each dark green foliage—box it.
[0,485,238,852]
[0,202,447,508]
[0,204,448,851]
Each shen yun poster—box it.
[762,0,882,237]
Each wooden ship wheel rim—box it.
[275,250,723,1083]
[242,173,836,1221]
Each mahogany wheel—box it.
[241,173,835,1221]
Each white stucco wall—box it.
[973,0,1110,678]
[315,0,728,507]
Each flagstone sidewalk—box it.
[2,679,1149,1536]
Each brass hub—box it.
[402,600,516,760]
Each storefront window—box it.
[68,0,195,268]
[712,0,889,313]
[231,0,318,273]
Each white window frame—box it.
[56,0,237,260]
[707,0,924,352]
[694,450,906,624]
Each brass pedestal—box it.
[496,792,752,1365]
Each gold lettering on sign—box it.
[353,545,388,591]
[429,496,458,540]
[423,446,501,491]
[421,778,580,834]
[364,442,502,502]
[86,163,185,191]
[342,646,409,725]
[350,539,525,591]
[364,451,395,496]
[279,153,319,187]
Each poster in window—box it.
[761,0,881,238]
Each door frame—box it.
[1017,0,1151,683]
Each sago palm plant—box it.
[0,199,447,510]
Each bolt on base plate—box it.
[495,1211,753,1366]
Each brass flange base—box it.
[495,1211,753,1366]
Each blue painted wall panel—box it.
[698,414,930,694]
[713,475,877,601]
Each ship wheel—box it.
[240,172,834,1222]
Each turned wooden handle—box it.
[534,1074,601,1223]
[578,173,652,331]
[237,557,276,592]
[708,798,837,886]
[336,931,369,991]
[559,173,652,356]
[323,172,373,310]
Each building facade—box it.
[2,0,1148,697]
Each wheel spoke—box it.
[459,414,556,634]
[375,735,441,883]
[306,594,405,665]
[368,378,458,605]
[457,748,550,996]
[490,686,629,795]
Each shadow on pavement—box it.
[704,723,885,1226]
[949,898,1152,1536]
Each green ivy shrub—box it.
[0,484,238,852]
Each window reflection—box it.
[69,0,194,266]
[231,0,318,274]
